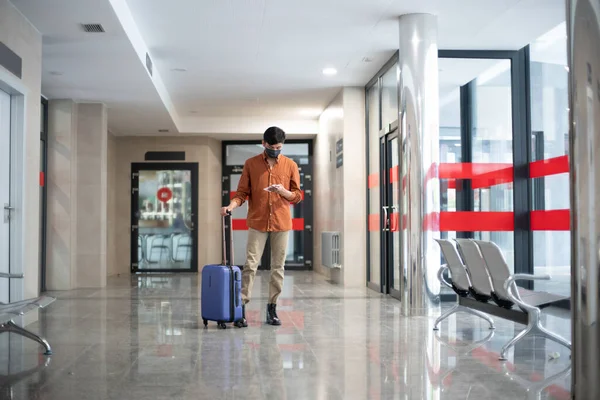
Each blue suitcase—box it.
[201,213,243,329]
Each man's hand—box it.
[220,205,233,216]
[270,184,292,200]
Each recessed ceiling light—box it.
[49,71,63,76]
[322,67,337,76]
[362,57,374,63]
[171,68,187,72]
[158,129,169,133]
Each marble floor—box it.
[0,271,571,400]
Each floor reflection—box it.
[0,271,572,399]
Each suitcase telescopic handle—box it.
[222,211,234,266]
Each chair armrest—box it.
[0,272,24,279]
[437,265,453,289]
[503,274,551,311]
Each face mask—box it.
[265,147,281,158]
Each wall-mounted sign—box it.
[336,138,343,154]
[0,41,22,79]
[336,153,343,168]
[157,187,172,203]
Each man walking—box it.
[221,126,302,327]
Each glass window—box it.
[367,84,381,287]
[381,62,399,128]
[439,60,463,234]
[471,59,514,272]
[529,22,570,296]
[438,57,515,272]
[225,143,309,166]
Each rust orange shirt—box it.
[232,152,302,232]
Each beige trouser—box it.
[242,228,289,305]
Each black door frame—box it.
[40,97,48,292]
[365,52,399,293]
[221,140,314,271]
[380,124,401,299]
[130,162,199,273]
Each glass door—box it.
[0,89,10,303]
[381,127,401,299]
[130,163,199,272]
[222,142,313,271]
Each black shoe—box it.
[266,303,281,326]
[234,305,248,328]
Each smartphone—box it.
[264,185,278,192]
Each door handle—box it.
[382,206,390,231]
[4,204,14,223]
[390,205,399,232]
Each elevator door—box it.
[380,128,401,300]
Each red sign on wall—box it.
[157,187,173,203]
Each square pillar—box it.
[46,100,107,289]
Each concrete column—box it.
[47,100,78,290]
[47,101,107,290]
[76,103,108,288]
[398,14,441,316]
[567,0,600,397]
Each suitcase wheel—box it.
[203,319,208,328]
[217,322,227,330]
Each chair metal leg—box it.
[463,307,496,330]
[537,323,572,350]
[433,304,460,331]
[1,320,53,355]
[500,309,571,361]
[433,304,495,331]
[500,324,532,361]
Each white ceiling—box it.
[10,0,567,136]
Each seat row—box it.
[137,233,193,265]
[434,238,571,361]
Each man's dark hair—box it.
[263,126,286,145]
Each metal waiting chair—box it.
[433,239,495,331]
[473,240,571,360]
[454,239,495,302]
[0,272,55,355]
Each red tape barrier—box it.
[529,155,569,178]
[369,156,570,191]
[368,210,570,232]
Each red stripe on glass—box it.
[370,211,518,232]
[530,209,570,231]
[368,173,379,189]
[471,167,513,189]
[439,211,514,232]
[368,213,379,231]
[390,212,400,232]
[232,218,305,231]
[529,155,569,178]
[438,163,513,180]
[439,163,514,189]
[39,171,45,187]
[424,163,437,184]
[389,165,399,184]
